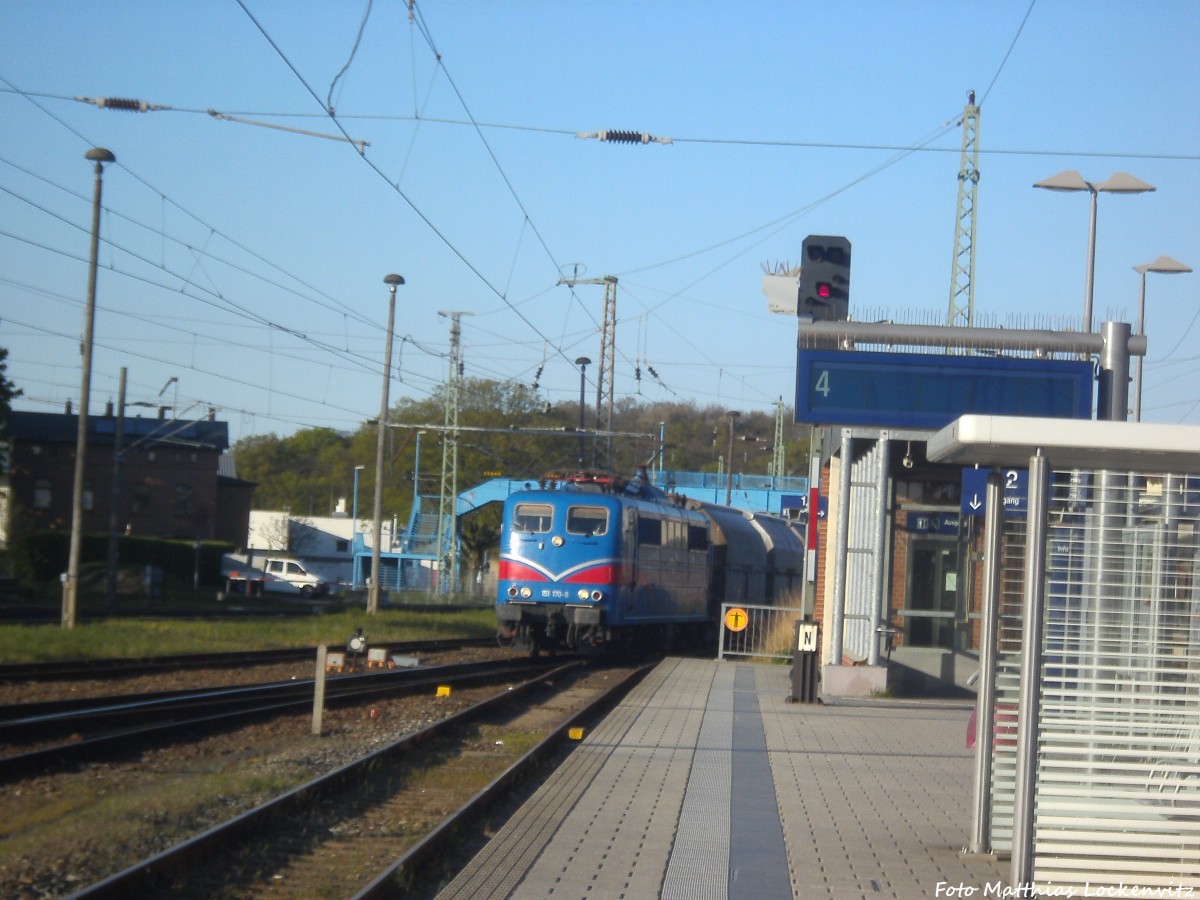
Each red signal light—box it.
[816,282,831,299]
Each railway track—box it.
[69,661,650,899]
[0,637,496,682]
[0,657,555,782]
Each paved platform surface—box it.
[438,657,1007,899]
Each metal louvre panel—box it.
[844,439,884,660]
[988,513,1028,853]
[1029,470,1200,890]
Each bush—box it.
[11,531,233,585]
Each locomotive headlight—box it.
[577,589,589,601]
[519,587,533,599]
[551,535,564,547]
[591,590,603,601]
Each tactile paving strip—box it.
[659,662,733,900]
[727,666,792,898]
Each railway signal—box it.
[798,235,851,322]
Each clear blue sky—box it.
[3,0,1198,442]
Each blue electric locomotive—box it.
[496,471,805,655]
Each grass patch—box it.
[0,755,318,872]
[0,607,497,663]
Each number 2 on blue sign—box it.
[815,369,830,398]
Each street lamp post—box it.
[63,147,115,629]
[574,357,591,469]
[352,465,365,526]
[413,430,425,505]
[1132,256,1192,421]
[1033,170,1155,336]
[725,411,740,506]
[657,421,665,477]
[369,274,404,614]
[351,464,365,588]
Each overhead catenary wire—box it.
[4,79,758,424]
[34,89,1195,161]
[235,0,662,404]
[3,3,1192,427]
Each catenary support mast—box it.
[947,91,981,327]
[558,274,618,467]
[436,311,469,594]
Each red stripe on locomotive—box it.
[498,560,548,581]
[564,564,620,584]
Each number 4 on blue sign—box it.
[961,467,1028,517]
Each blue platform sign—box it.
[907,512,960,534]
[795,349,1093,428]
[788,494,827,521]
[961,466,1028,517]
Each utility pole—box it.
[435,311,470,595]
[947,90,981,328]
[558,274,617,468]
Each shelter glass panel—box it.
[986,468,1200,890]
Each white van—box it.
[261,558,331,597]
[223,554,333,598]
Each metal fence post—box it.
[1011,452,1049,886]
[969,471,1004,854]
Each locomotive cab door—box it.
[624,504,643,609]
[622,507,639,597]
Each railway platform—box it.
[437,656,1008,899]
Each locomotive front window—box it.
[567,505,609,536]
[512,503,553,533]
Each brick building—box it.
[3,410,253,546]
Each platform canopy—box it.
[927,414,1200,470]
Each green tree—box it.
[0,346,21,440]
[230,379,813,526]
[232,428,351,515]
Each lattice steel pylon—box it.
[435,311,469,594]
[557,274,617,468]
[770,397,786,477]
[947,90,981,328]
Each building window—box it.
[131,484,151,514]
[83,482,94,512]
[33,478,52,509]
[336,540,348,552]
[174,485,193,518]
